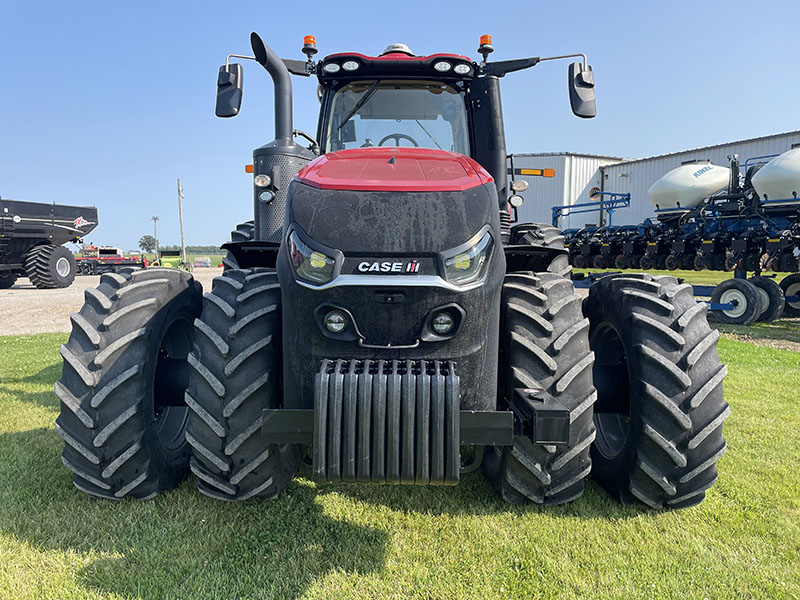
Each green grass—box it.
[580,269,796,288]
[0,334,798,600]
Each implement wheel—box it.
[748,276,784,322]
[25,244,76,289]
[186,268,296,500]
[584,274,729,509]
[710,279,760,325]
[55,268,202,498]
[780,274,800,317]
[485,271,596,505]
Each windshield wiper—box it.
[415,120,443,150]
[337,80,382,131]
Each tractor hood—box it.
[294,147,493,192]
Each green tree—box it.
[139,235,157,253]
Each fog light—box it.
[325,310,347,333]
[432,312,454,335]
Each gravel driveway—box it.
[0,268,223,335]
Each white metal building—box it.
[510,130,800,230]
[596,131,800,227]
[508,153,624,229]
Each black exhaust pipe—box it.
[248,32,314,243]
[250,32,294,143]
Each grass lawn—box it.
[579,269,797,288]
[0,333,798,600]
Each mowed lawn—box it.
[0,333,798,600]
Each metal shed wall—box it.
[599,131,800,226]
[508,153,624,229]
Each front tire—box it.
[222,221,255,272]
[511,224,571,278]
[584,274,729,509]
[25,244,76,288]
[55,268,202,498]
[186,268,296,500]
[485,272,596,505]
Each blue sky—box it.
[1,0,798,250]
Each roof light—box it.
[323,62,340,73]
[434,61,452,72]
[453,63,471,75]
[342,60,360,71]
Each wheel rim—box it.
[753,286,769,315]
[152,316,193,451]
[591,323,631,460]
[55,256,71,278]
[719,289,747,318]
[786,283,800,309]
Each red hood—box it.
[294,148,493,192]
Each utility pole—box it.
[177,178,186,267]
[151,216,160,257]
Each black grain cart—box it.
[0,198,97,289]
[55,34,729,510]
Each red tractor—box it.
[55,34,728,510]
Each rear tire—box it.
[0,272,17,289]
[584,273,728,509]
[25,244,76,288]
[55,268,202,499]
[186,268,296,500]
[222,221,255,272]
[780,274,800,317]
[748,276,784,322]
[485,272,596,505]
[710,279,761,325]
[512,224,571,278]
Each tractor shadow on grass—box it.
[317,468,648,521]
[0,428,387,600]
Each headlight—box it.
[288,231,336,284]
[254,174,271,187]
[510,179,528,192]
[443,231,493,286]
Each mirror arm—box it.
[538,52,588,68]
[226,53,256,68]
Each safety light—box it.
[324,310,348,333]
[342,60,360,71]
[510,179,528,192]
[434,61,452,72]
[478,34,494,62]
[432,312,455,335]
[303,35,318,59]
[453,63,471,75]
[480,34,492,46]
[323,62,340,73]
[509,195,525,208]
[254,174,271,187]
[443,232,494,286]
[288,231,336,284]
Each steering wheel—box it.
[378,133,419,147]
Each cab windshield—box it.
[324,80,470,155]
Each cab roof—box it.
[317,52,476,82]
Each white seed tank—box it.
[751,147,800,204]
[648,161,731,211]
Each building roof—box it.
[509,151,626,161]
[607,130,800,168]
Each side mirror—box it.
[215,63,243,118]
[568,62,596,119]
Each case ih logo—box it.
[357,260,421,274]
[73,216,89,228]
